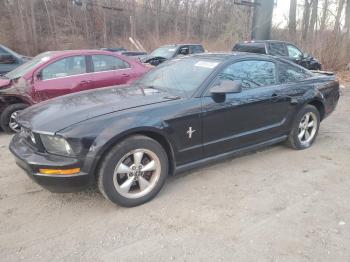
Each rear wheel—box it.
[286,105,320,150]
[0,103,28,133]
[98,135,168,207]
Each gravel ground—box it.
[0,89,349,262]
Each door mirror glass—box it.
[210,80,242,94]
[0,54,16,64]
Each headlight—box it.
[40,134,73,156]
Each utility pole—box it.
[251,0,274,40]
[234,0,275,40]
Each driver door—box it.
[201,59,290,158]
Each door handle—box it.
[80,80,92,87]
[271,93,279,102]
[122,74,130,77]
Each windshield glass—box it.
[150,46,177,59]
[5,52,52,80]
[137,57,220,97]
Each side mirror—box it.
[303,52,309,59]
[36,71,43,80]
[0,54,17,64]
[210,80,242,94]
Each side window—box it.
[190,45,204,54]
[0,47,8,56]
[41,56,86,80]
[0,47,16,65]
[286,44,303,59]
[279,62,311,83]
[219,60,277,89]
[268,43,287,56]
[177,46,190,56]
[92,55,129,72]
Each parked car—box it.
[100,47,127,52]
[141,44,205,66]
[233,40,322,70]
[0,44,31,75]
[0,50,149,133]
[9,52,339,207]
[120,51,148,61]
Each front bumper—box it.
[9,133,92,193]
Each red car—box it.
[0,50,149,133]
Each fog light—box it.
[39,168,81,175]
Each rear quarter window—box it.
[278,62,312,83]
[191,45,205,54]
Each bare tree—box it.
[320,0,329,32]
[334,0,345,32]
[345,0,350,36]
[302,0,312,41]
[289,0,297,40]
[309,0,319,37]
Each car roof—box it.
[160,44,203,48]
[40,49,126,59]
[189,52,276,61]
[237,40,294,45]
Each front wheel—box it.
[0,103,28,133]
[98,135,169,207]
[286,105,320,150]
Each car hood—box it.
[0,78,11,89]
[17,85,179,134]
[141,55,168,62]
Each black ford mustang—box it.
[9,53,340,207]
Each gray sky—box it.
[273,0,290,27]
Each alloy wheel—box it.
[113,149,161,199]
[298,112,318,145]
[9,110,22,132]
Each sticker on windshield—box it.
[168,48,176,51]
[41,56,50,62]
[195,61,219,69]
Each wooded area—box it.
[0,0,350,70]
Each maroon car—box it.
[0,50,149,133]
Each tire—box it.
[0,103,28,133]
[98,135,169,207]
[286,104,320,150]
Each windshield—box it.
[137,57,220,97]
[5,52,52,80]
[150,46,177,59]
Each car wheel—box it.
[0,103,28,133]
[286,105,320,150]
[98,135,169,207]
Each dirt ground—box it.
[0,89,350,262]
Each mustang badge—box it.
[186,126,196,139]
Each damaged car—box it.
[0,50,149,133]
[233,40,322,70]
[10,53,339,207]
[141,44,205,66]
[0,44,31,75]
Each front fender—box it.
[58,111,175,176]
